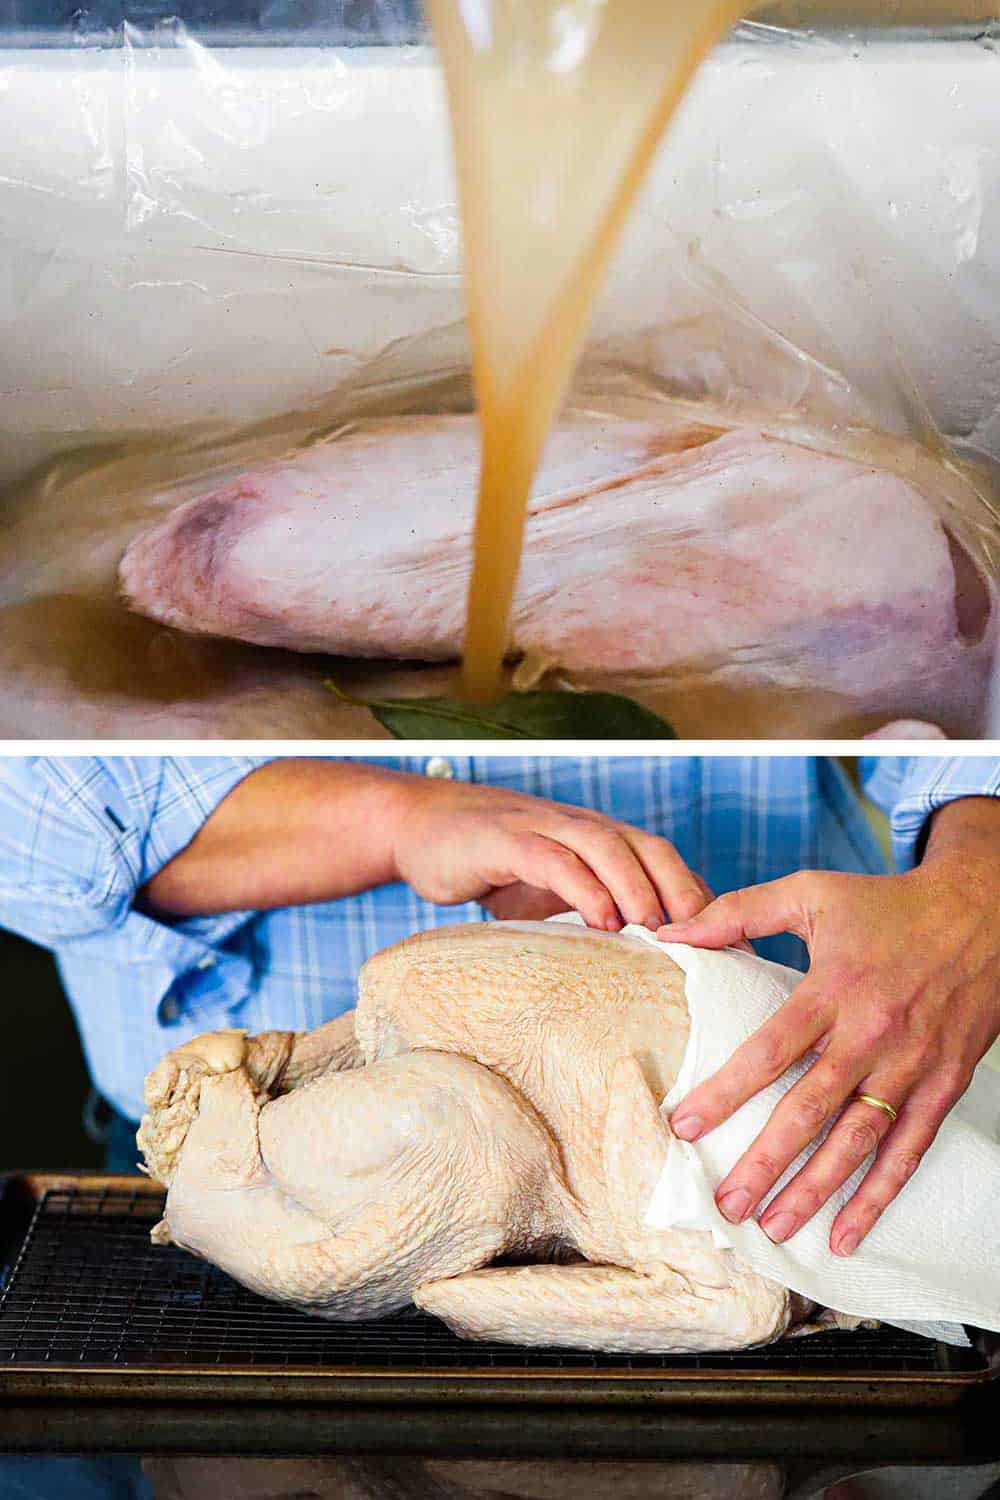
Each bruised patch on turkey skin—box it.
[170,493,252,590]
[119,481,269,637]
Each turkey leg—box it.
[415,1260,795,1354]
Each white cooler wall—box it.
[3,33,1000,489]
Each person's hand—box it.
[394,777,713,931]
[657,796,1000,1256]
[140,759,712,932]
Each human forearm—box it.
[921,793,1000,874]
[142,760,418,917]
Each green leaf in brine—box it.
[326,681,675,740]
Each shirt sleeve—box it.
[860,756,1000,870]
[0,756,281,1036]
[0,756,272,946]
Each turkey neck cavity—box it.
[424,0,747,701]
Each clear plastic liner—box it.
[2,8,1000,736]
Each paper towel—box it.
[551,913,1000,1344]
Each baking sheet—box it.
[1,1173,996,1410]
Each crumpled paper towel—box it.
[550,913,1000,1345]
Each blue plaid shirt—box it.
[0,755,996,1122]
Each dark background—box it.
[1,930,101,1169]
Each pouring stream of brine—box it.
[425,0,746,702]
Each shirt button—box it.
[196,955,216,971]
[159,992,180,1024]
[425,757,455,781]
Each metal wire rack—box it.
[0,1182,983,1375]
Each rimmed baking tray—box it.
[1,1172,998,1412]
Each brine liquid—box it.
[425,0,745,701]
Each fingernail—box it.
[833,1229,860,1257]
[670,1114,703,1142]
[658,921,688,933]
[761,1210,798,1244]
[717,1187,752,1223]
[604,916,622,932]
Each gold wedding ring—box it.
[854,1092,898,1124]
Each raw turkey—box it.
[119,408,998,733]
[139,921,848,1353]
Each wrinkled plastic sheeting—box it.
[0,25,456,486]
[3,18,1000,484]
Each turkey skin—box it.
[139,921,845,1353]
